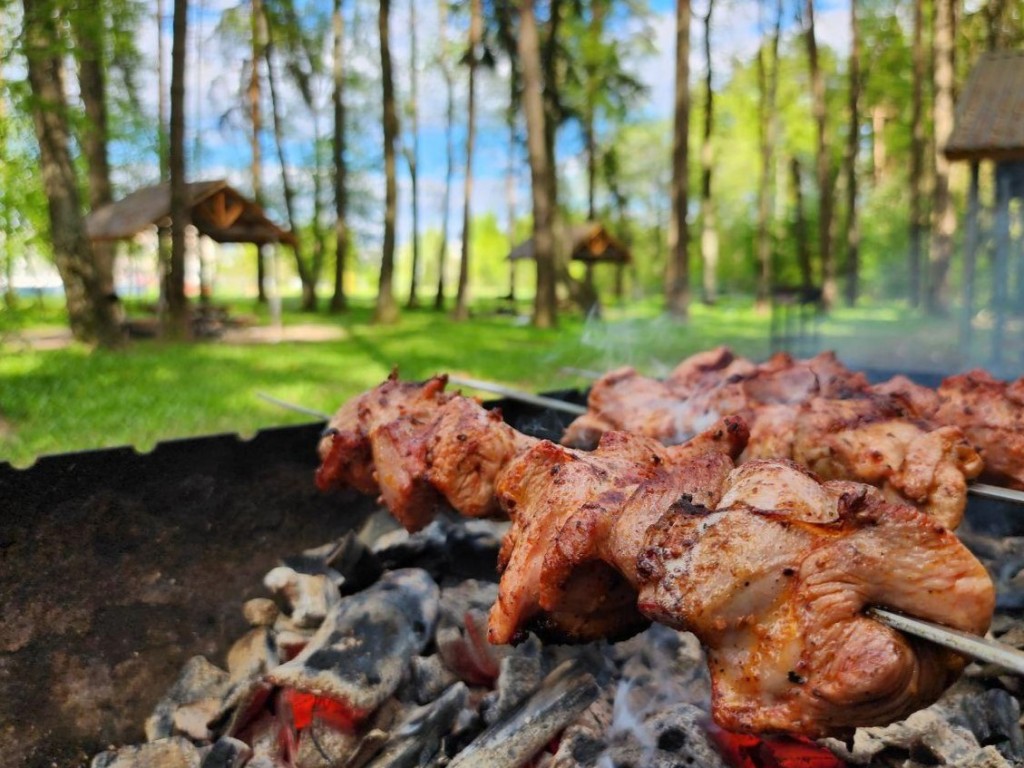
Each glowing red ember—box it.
[282,688,365,733]
[708,725,846,768]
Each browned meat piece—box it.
[872,374,942,419]
[934,370,1024,490]
[490,419,748,645]
[767,396,983,529]
[637,460,994,737]
[316,375,529,531]
[317,373,454,494]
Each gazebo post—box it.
[992,165,1011,371]
[960,161,981,353]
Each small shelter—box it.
[86,180,295,246]
[945,51,1024,373]
[507,221,632,265]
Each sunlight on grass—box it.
[0,299,995,466]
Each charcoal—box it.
[273,614,315,661]
[823,709,987,765]
[268,569,439,716]
[294,722,360,768]
[263,565,341,629]
[212,678,275,738]
[227,627,277,680]
[952,688,1024,761]
[411,654,460,704]
[146,656,231,741]
[358,506,405,547]
[363,682,469,768]
[91,737,201,768]
[448,660,601,768]
[486,636,544,725]
[371,515,508,581]
[438,579,500,627]
[546,695,614,767]
[281,534,381,595]
[199,736,252,768]
[242,598,279,627]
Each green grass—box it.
[0,294,976,467]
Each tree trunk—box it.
[454,0,481,321]
[506,106,518,302]
[927,0,956,315]
[666,0,691,319]
[70,6,116,301]
[805,0,836,307]
[434,0,455,311]
[519,0,557,328]
[375,0,399,323]
[871,106,887,185]
[699,0,718,305]
[908,0,926,308]
[405,0,421,309]
[330,0,348,312]
[755,0,782,306]
[158,0,169,181]
[843,0,861,307]
[167,0,190,339]
[22,0,122,346]
[250,0,267,303]
[263,13,316,311]
[791,156,813,292]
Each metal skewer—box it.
[256,392,331,420]
[447,375,588,415]
[868,608,1024,675]
[967,482,1024,505]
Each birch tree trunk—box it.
[928,0,956,315]
[805,0,836,308]
[167,0,190,339]
[330,0,348,312]
[843,0,861,306]
[756,0,782,304]
[22,0,122,346]
[666,0,691,319]
[405,0,421,309]
[454,0,482,321]
[519,0,558,328]
[699,0,718,305]
[908,0,925,308]
[434,0,454,311]
[250,0,267,302]
[375,0,399,323]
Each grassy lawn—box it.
[0,293,980,467]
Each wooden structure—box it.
[85,180,295,246]
[507,221,631,265]
[945,51,1024,374]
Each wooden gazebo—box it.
[945,51,1024,373]
[85,180,295,246]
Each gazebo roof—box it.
[508,221,631,264]
[945,51,1024,162]
[85,180,296,246]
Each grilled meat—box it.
[317,374,528,530]
[564,350,981,525]
[637,460,993,737]
[876,370,1024,490]
[489,419,747,645]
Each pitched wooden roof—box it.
[508,221,631,264]
[946,51,1024,162]
[85,180,296,246]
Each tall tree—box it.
[262,9,318,310]
[375,0,399,323]
[167,0,190,338]
[404,0,421,309]
[69,5,116,302]
[330,0,348,312]
[907,0,926,308]
[454,0,483,321]
[755,0,782,304]
[434,0,455,311]
[791,156,814,291]
[843,0,861,306]
[928,0,956,314]
[250,0,267,303]
[804,0,836,307]
[21,0,122,346]
[666,0,691,318]
[519,0,557,328]
[699,0,718,305]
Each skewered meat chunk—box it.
[636,461,994,737]
[564,350,981,526]
[317,374,528,530]
[742,395,983,528]
[489,419,748,646]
